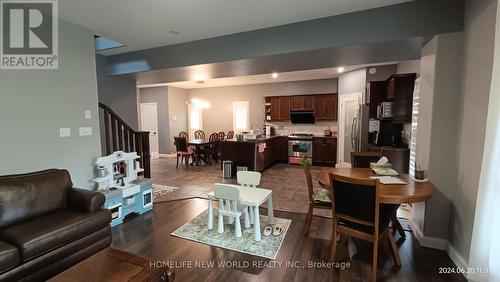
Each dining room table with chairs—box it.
[176,130,235,167]
[315,166,435,281]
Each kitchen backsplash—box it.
[265,121,338,136]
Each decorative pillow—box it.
[313,188,332,203]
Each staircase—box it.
[98,102,151,178]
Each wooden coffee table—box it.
[49,248,174,282]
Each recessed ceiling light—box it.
[272,72,278,79]
[169,30,180,35]
[337,67,345,73]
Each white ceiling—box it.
[59,0,410,55]
[139,63,396,89]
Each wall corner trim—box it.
[409,219,448,250]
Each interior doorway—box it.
[140,102,160,159]
[337,93,362,167]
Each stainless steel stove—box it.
[288,133,314,164]
[287,133,314,140]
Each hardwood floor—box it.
[111,199,465,282]
[150,157,328,216]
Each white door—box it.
[337,93,363,167]
[140,103,159,159]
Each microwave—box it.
[377,102,394,119]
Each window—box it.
[233,101,250,132]
[190,106,201,130]
[409,78,420,177]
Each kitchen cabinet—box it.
[279,97,290,120]
[290,96,302,110]
[386,73,416,123]
[312,137,337,166]
[290,95,314,110]
[324,94,338,121]
[275,136,288,162]
[366,81,387,118]
[269,97,280,121]
[303,96,314,109]
[314,94,337,121]
[265,94,337,122]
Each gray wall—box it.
[167,86,188,149]
[411,33,464,246]
[366,64,397,82]
[96,54,138,129]
[187,79,337,135]
[0,20,101,188]
[108,0,464,75]
[139,87,170,154]
[449,0,497,264]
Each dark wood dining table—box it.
[316,167,435,204]
[188,139,210,165]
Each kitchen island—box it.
[220,135,288,172]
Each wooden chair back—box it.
[226,131,234,139]
[194,130,205,140]
[218,131,225,140]
[209,132,219,148]
[237,171,261,188]
[351,151,383,168]
[302,159,315,203]
[213,183,241,214]
[174,137,188,153]
[330,174,378,227]
[179,131,189,141]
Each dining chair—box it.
[207,132,220,164]
[329,174,400,282]
[350,151,406,239]
[213,183,251,237]
[179,131,189,141]
[194,130,205,140]
[173,137,193,168]
[351,151,383,168]
[237,171,261,225]
[218,131,225,141]
[226,130,234,139]
[303,160,332,234]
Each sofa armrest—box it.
[66,188,105,212]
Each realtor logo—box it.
[1,0,58,69]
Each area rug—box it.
[171,210,291,260]
[152,184,178,200]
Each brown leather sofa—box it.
[0,169,112,281]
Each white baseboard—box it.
[447,244,468,270]
[409,219,448,250]
[410,219,471,275]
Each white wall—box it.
[338,68,366,94]
[186,79,338,135]
[449,0,497,266]
[397,59,421,75]
[0,20,101,188]
[468,1,500,281]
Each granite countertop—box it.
[222,135,287,143]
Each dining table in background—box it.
[188,139,210,166]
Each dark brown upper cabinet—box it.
[386,73,416,123]
[278,96,290,120]
[265,93,337,122]
[365,81,387,119]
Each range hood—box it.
[290,110,315,124]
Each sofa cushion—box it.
[0,209,110,262]
[0,241,19,273]
[0,169,73,228]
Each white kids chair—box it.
[237,171,261,224]
[213,183,251,237]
